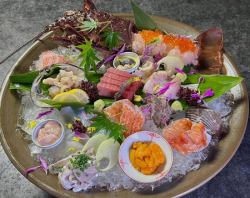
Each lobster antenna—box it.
[0,32,44,65]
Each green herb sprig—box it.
[70,154,92,171]
[102,30,120,50]
[77,40,100,79]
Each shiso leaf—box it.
[90,112,125,143]
[130,0,158,30]
[184,74,243,102]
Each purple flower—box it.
[190,88,214,103]
[157,82,175,95]
[201,88,214,99]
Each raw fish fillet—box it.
[104,99,145,137]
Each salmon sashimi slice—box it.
[104,99,145,137]
[35,51,68,70]
[163,118,209,155]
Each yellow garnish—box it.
[72,137,80,142]
[153,84,160,92]
[133,77,141,82]
[68,147,77,152]
[74,117,80,121]
[87,127,96,133]
[27,120,37,129]
[66,123,73,129]
[134,95,143,102]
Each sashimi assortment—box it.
[9,0,243,194]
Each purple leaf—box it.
[36,108,54,119]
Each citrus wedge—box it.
[52,89,89,105]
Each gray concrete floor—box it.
[0,0,249,197]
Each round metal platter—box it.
[0,14,249,198]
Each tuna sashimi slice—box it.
[97,83,120,97]
[107,67,134,78]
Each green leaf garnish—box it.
[184,74,243,102]
[9,83,31,91]
[130,0,158,30]
[77,40,100,80]
[10,71,39,84]
[102,30,120,50]
[90,112,125,143]
[80,18,98,32]
[69,154,91,171]
[40,99,85,109]
[87,71,103,83]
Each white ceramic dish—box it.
[32,119,65,149]
[113,52,140,73]
[119,131,173,183]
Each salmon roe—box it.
[139,30,163,44]
[163,35,197,53]
[139,30,197,53]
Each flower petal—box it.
[201,88,214,99]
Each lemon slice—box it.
[53,89,89,105]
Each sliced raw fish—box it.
[163,118,209,155]
[104,99,145,137]
[35,51,68,71]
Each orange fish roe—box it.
[139,30,163,44]
[163,34,197,53]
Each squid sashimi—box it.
[162,118,209,155]
[104,99,145,137]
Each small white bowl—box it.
[32,119,65,149]
[113,52,140,73]
[119,131,173,183]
